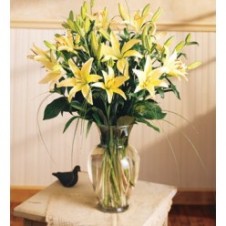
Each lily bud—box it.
[97,44,103,61]
[174,41,185,52]
[81,1,88,19]
[91,32,98,53]
[118,3,129,21]
[151,7,162,22]
[84,18,91,33]
[142,4,151,17]
[141,24,149,45]
[187,61,202,70]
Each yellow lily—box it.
[55,31,75,52]
[121,60,130,81]
[88,7,110,30]
[29,45,52,68]
[162,47,188,80]
[55,31,85,53]
[92,66,127,103]
[57,58,101,104]
[39,62,64,86]
[133,56,167,98]
[29,45,64,87]
[102,32,142,72]
[118,3,151,32]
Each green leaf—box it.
[91,107,108,125]
[71,101,86,112]
[169,82,181,99]
[186,41,199,46]
[136,117,160,132]
[134,101,166,120]
[155,87,165,98]
[63,116,80,133]
[43,97,69,120]
[92,112,102,125]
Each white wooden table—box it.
[14,172,176,226]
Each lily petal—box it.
[39,71,62,84]
[81,84,93,105]
[68,86,82,102]
[123,50,142,58]
[106,89,114,103]
[81,58,93,77]
[110,32,121,57]
[113,88,127,100]
[121,39,140,54]
[57,78,77,87]
[117,59,127,73]
[68,59,80,76]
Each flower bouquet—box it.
[29,0,200,212]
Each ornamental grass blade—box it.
[86,120,93,137]
[63,116,80,133]
[163,119,207,173]
[37,94,57,165]
[163,110,199,134]
[136,117,160,132]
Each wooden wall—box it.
[10,0,216,190]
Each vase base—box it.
[97,203,129,213]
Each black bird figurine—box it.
[52,165,81,187]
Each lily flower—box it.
[88,7,110,30]
[102,32,142,72]
[55,31,85,53]
[118,3,151,32]
[29,45,64,87]
[133,56,167,98]
[29,45,53,68]
[55,31,75,53]
[57,58,101,104]
[92,66,127,103]
[162,48,188,80]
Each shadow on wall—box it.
[137,108,216,189]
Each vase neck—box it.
[97,125,133,148]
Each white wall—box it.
[10,0,216,189]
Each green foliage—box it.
[133,100,166,120]
[43,97,70,120]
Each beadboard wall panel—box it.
[10,29,216,190]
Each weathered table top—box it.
[14,172,176,226]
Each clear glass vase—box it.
[87,124,140,212]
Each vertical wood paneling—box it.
[10,29,215,189]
